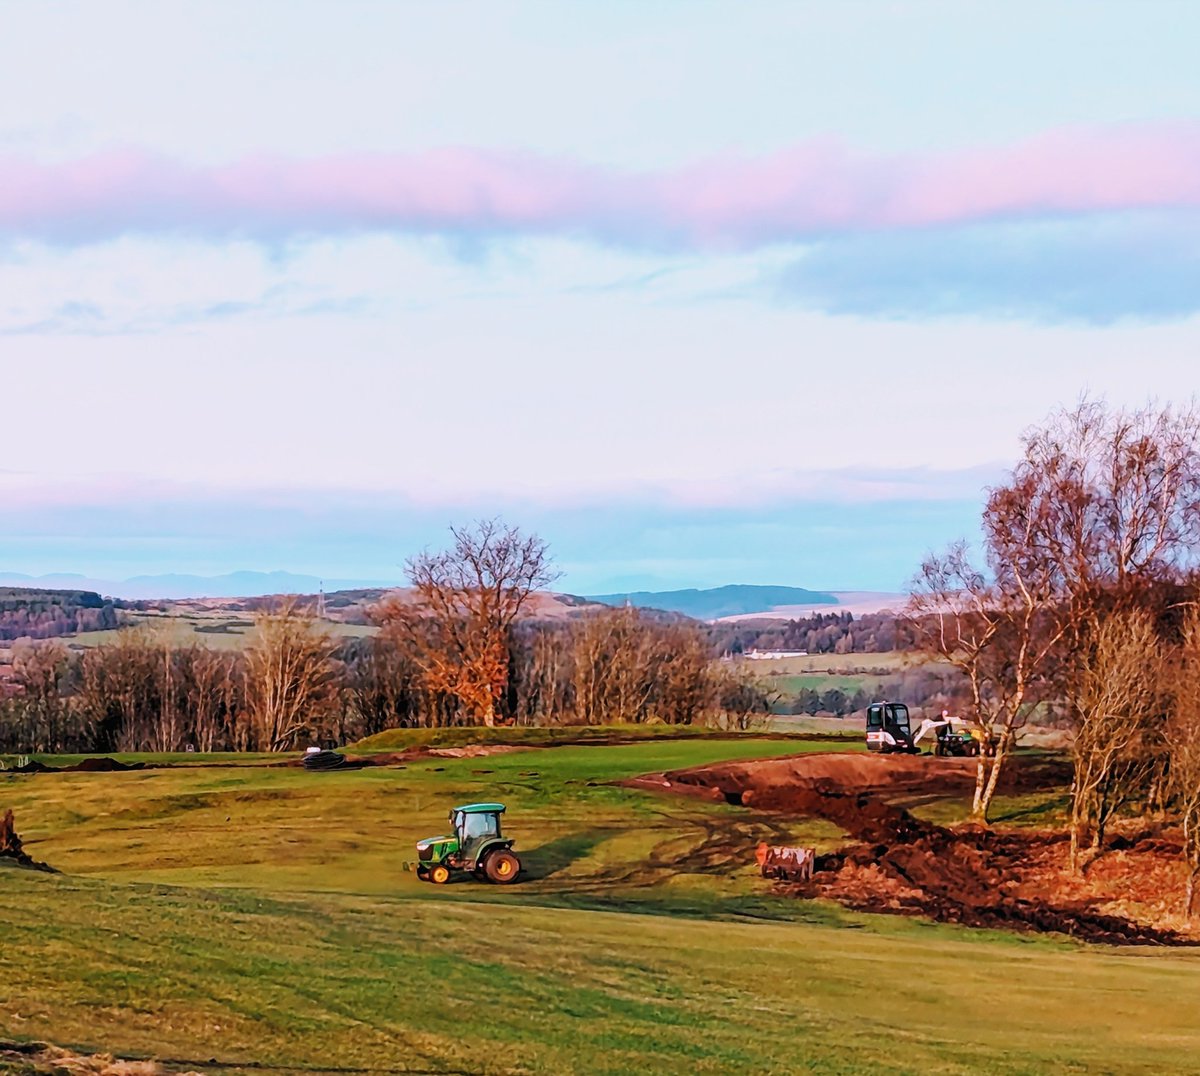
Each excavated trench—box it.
[646,752,1191,945]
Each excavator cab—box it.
[865,701,916,753]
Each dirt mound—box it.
[0,1039,203,1074]
[652,751,1189,945]
[762,786,1182,944]
[70,757,144,772]
[0,809,56,873]
[299,750,371,771]
[7,757,145,774]
[659,750,1069,804]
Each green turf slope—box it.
[2,738,1198,1074]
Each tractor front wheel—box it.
[429,864,451,885]
[484,849,521,884]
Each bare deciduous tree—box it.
[1068,607,1163,870]
[376,520,558,726]
[10,639,72,753]
[244,599,338,750]
[572,606,659,724]
[1168,608,1200,918]
[910,540,1062,821]
[912,399,1200,826]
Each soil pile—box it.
[655,752,1189,945]
[657,751,1069,803]
[70,757,144,773]
[760,786,1181,944]
[300,749,368,771]
[0,809,56,873]
[8,757,145,774]
[0,1039,204,1074]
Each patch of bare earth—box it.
[634,751,1196,944]
[0,1040,203,1075]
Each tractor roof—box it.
[453,802,506,814]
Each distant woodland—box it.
[0,524,776,753]
[710,611,915,656]
[0,588,118,642]
[0,572,954,751]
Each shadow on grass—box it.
[520,828,614,881]
[990,794,1070,825]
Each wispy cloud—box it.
[775,213,1200,324]
[4,123,1200,249]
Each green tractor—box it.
[415,802,522,885]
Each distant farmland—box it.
[67,611,378,650]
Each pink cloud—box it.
[2,123,1200,248]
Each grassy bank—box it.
[2,735,1198,1073]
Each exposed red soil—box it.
[649,750,1070,802]
[646,751,1194,945]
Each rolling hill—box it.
[586,584,840,620]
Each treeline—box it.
[912,400,1200,914]
[785,664,964,718]
[709,611,915,657]
[0,603,770,755]
[0,588,119,642]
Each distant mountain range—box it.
[0,572,904,621]
[0,570,402,601]
[586,584,840,621]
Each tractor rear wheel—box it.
[484,849,521,884]
[430,864,451,885]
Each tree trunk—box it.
[976,740,1008,823]
[971,749,988,818]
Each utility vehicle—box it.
[415,802,521,885]
[933,723,982,757]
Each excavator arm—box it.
[912,715,973,745]
[911,718,949,745]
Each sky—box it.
[3,2,1200,594]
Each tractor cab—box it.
[451,803,505,860]
[865,701,916,753]
[415,802,522,886]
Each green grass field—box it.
[3,736,1199,1074]
[742,652,945,712]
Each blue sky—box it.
[3,2,1200,593]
